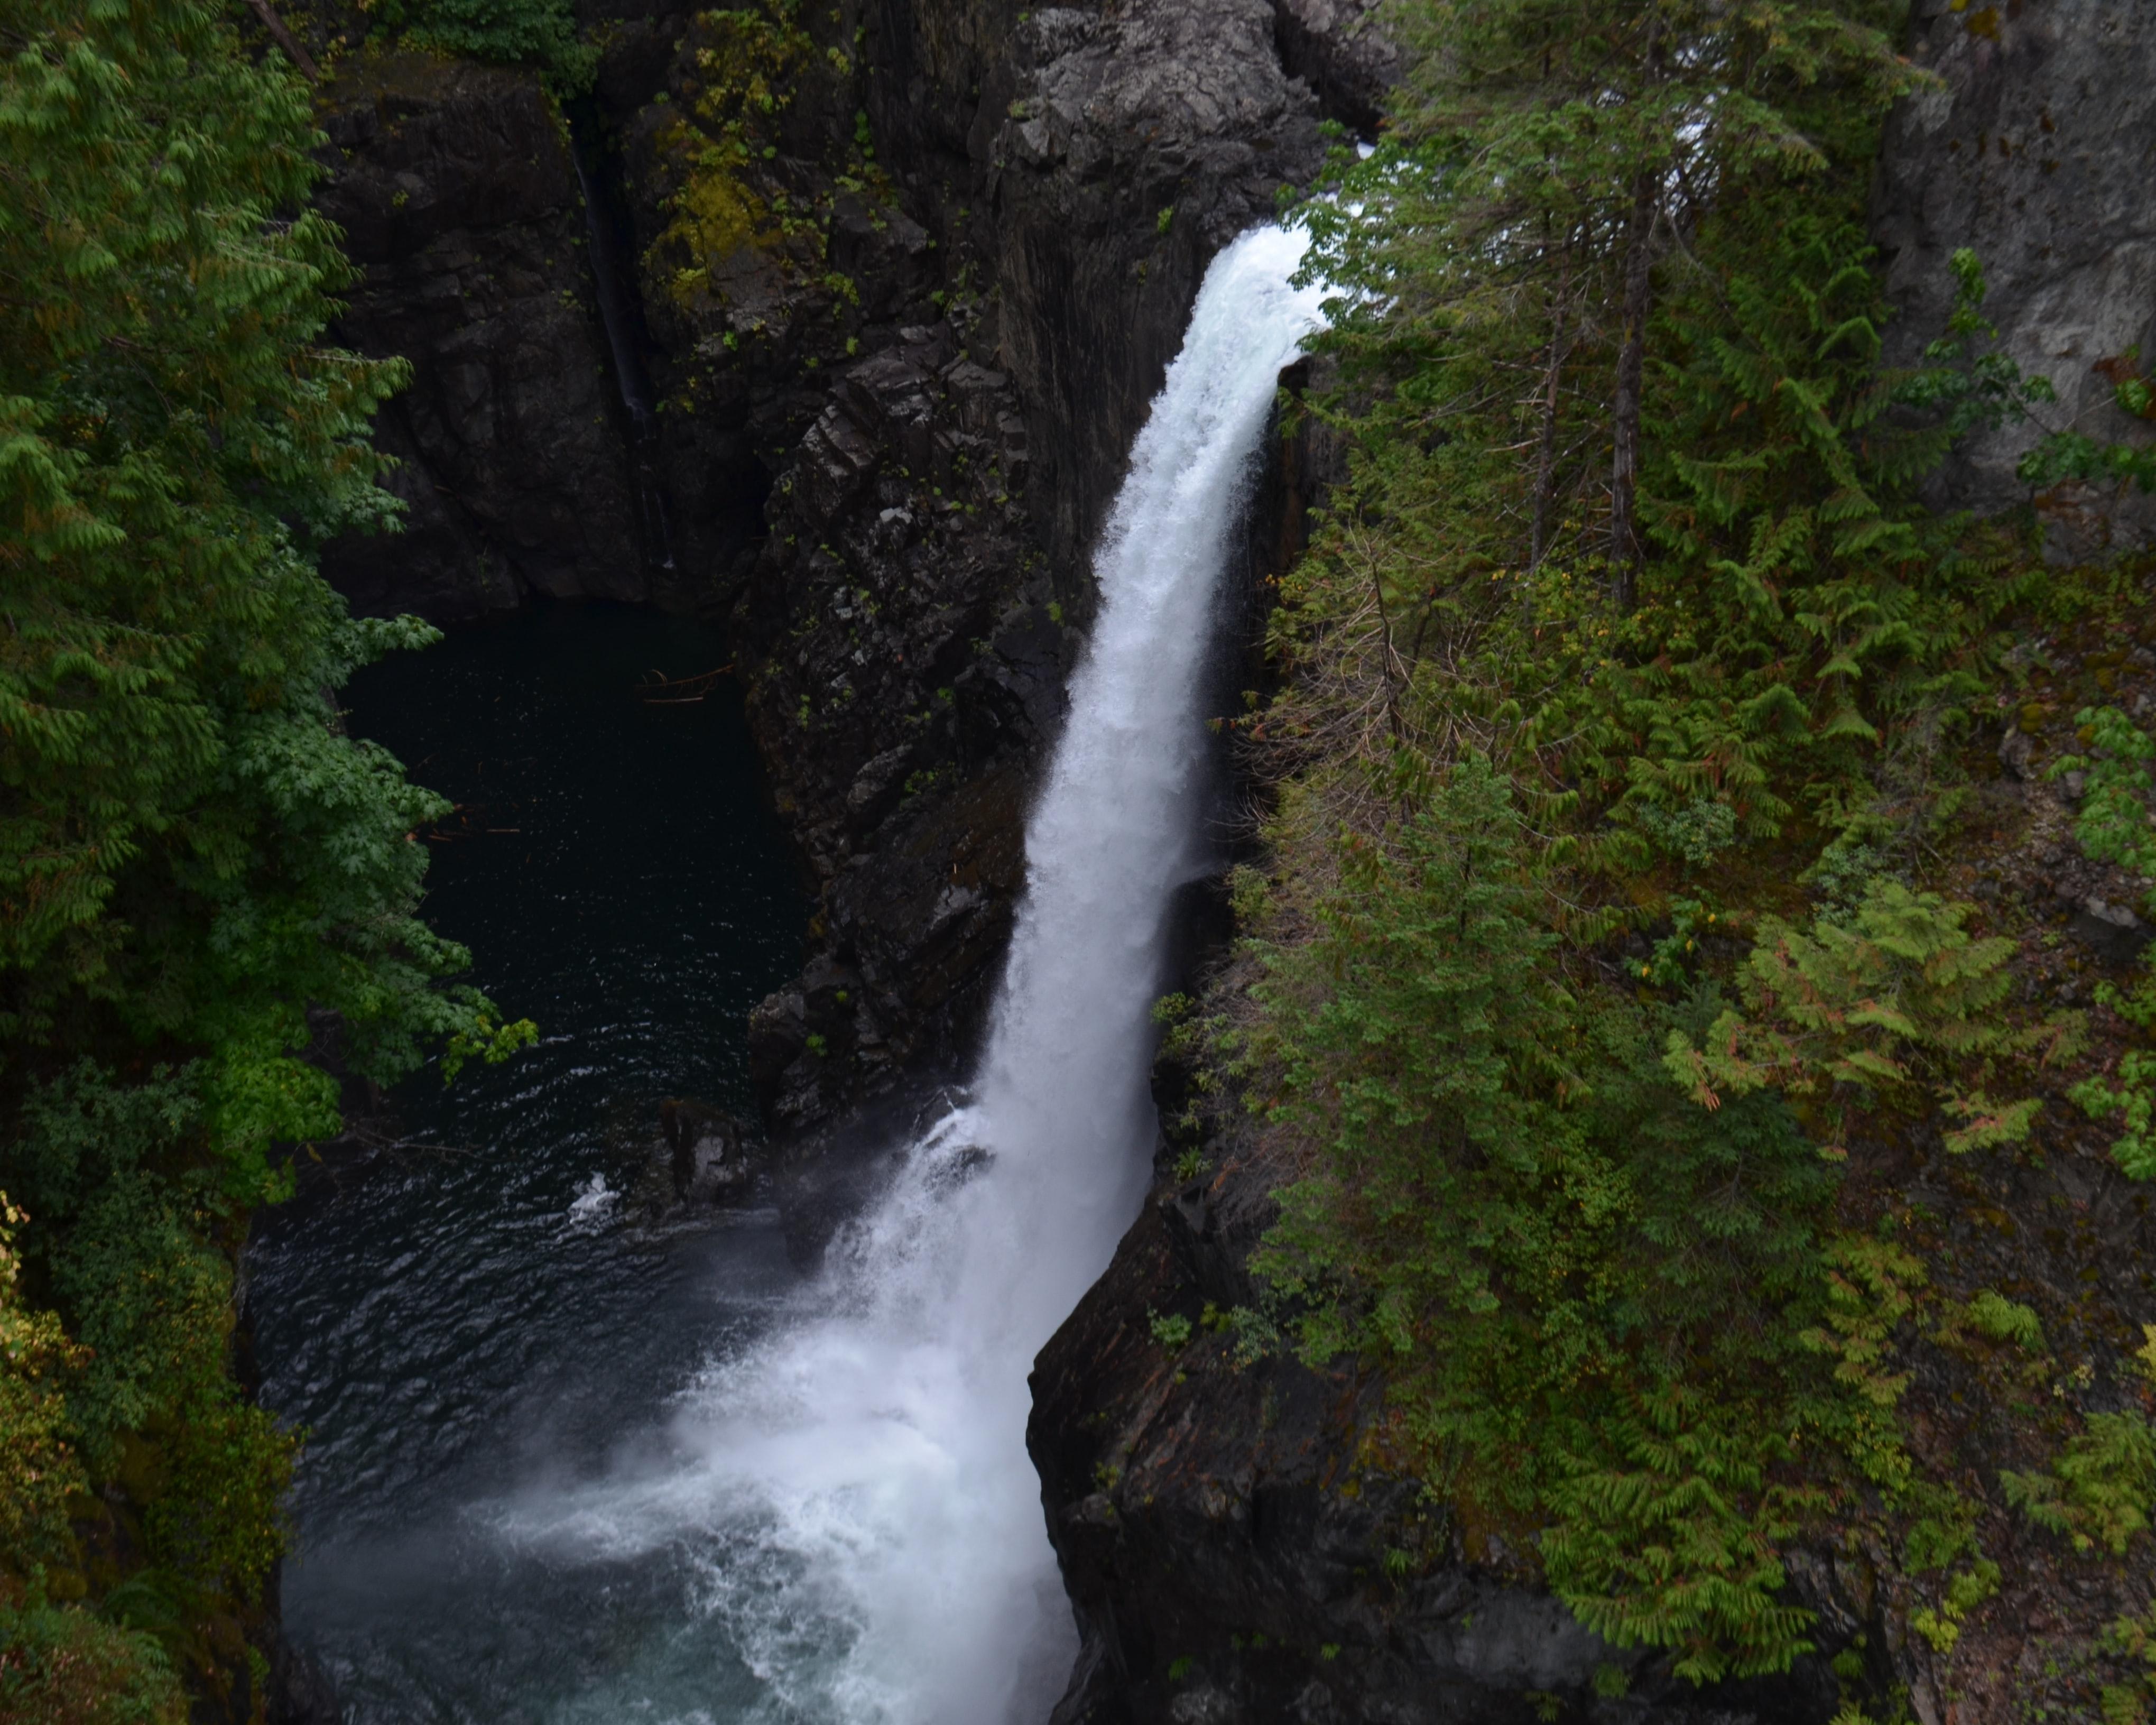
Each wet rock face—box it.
[976,0,1329,608]
[715,0,1335,1121]
[1268,0,1398,135]
[314,56,650,619]
[732,322,1051,1121]
[306,0,1343,1118]
[1873,0,2156,556]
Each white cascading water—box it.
[503,223,1326,1723]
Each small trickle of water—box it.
[511,224,1328,1723]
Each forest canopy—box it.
[1160,0,2156,1696]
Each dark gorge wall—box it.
[315,54,649,617]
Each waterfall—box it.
[501,224,1325,1724]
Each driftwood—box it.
[637,666,734,705]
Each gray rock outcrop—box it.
[1874,0,2156,556]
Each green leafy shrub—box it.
[1662,878,2075,1157]
[363,0,596,91]
[0,0,531,1180]
[0,1196,86,1574]
[1244,755,1847,1679]
[2001,1413,2156,1557]
[2051,706,2156,880]
[2071,966,2156,1180]
[1908,1559,2000,1655]
[2099,1606,2156,1725]
[2068,1056,2156,1179]
[1962,1291,2044,1352]
[2,1066,295,1595]
[1148,1311,1193,1351]
[0,1600,184,1725]
[1219,0,2106,1682]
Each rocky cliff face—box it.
[1030,960,1951,1725]
[309,0,1370,1129]
[1873,0,2156,556]
[314,54,653,618]
[1028,1122,1855,1725]
[614,0,1353,1125]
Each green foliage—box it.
[2001,1412,2156,1557]
[1148,1310,1193,1351]
[1540,1381,1819,1682]
[2069,1052,2156,1190]
[1904,251,2156,497]
[1226,0,2099,1682]
[360,0,596,91]
[0,1599,184,1725]
[1293,13,2004,901]
[1908,1558,2000,1655]
[649,0,822,308]
[2071,963,2156,1180]
[0,0,531,1683]
[0,0,525,1189]
[1633,800,1738,871]
[2019,349,2156,496]
[0,1194,85,1573]
[2099,1606,2156,1725]
[1899,1479,1982,1573]
[1961,1290,2044,1351]
[1663,879,2074,1156]
[1797,1233,1924,1492]
[2051,706,2156,882]
[1896,248,2059,446]
[1244,755,1845,1678]
[2,1065,294,1594]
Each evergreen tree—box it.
[0,0,523,1197]
[0,1,528,1706]
[1223,0,2088,1685]
[1299,0,1915,607]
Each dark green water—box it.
[246,602,812,1721]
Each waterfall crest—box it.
[506,223,1325,1724]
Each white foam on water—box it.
[495,223,1326,1724]
[566,1173,618,1231]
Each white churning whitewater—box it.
[501,224,1326,1723]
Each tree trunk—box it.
[1609,168,1655,610]
[1530,282,1571,571]
[244,0,321,79]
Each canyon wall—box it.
[311,0,1363,1132]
